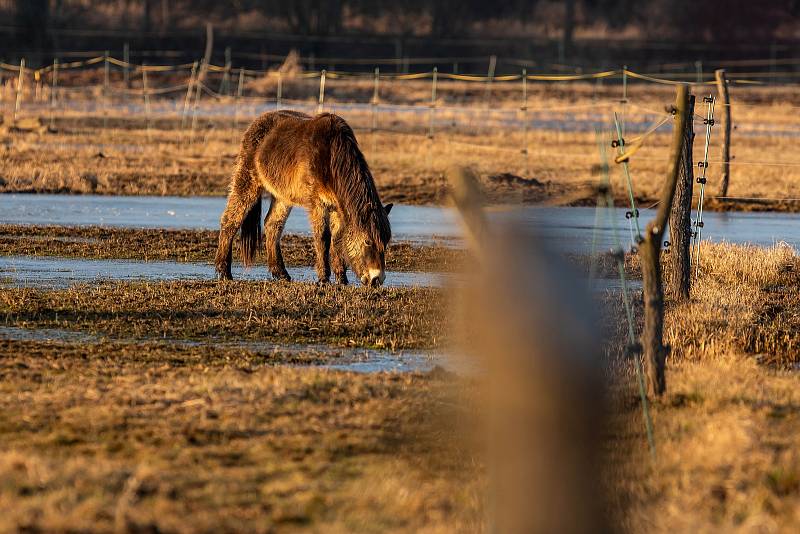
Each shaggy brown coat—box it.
[214,111,392,286]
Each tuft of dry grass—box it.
[665,242,800,366]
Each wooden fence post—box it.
[371,67,379,155]
[49,58,58,130]
[123,42,131,88]
[142,67,151,142]
[276,70,282,110]
[13,58,25,122]
[521,69,529,176]
[191,60,208,142]
[668,94,696,300]
[639,84,690,397]
[103,50,110,130]
[428,67,438,140]
[716,69,731,197]
[181,61,198,129]
[485,54,497,108]
[317,69,326,114]
[233,67,244,145]
[220,46,232,95]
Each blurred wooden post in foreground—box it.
[715,69,732,197]
[448,166,609,533]
[639,84,690,397]
[668,93,696,301]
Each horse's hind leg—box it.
[330,210,349,285]
[215,165,262,280]
[309,204,332,284]
[264,197,292,281]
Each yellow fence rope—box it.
[0,55,795,88]
[614,113,673,164]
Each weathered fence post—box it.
[371,67,379,155]
[276,70,282,110]
[220,46,232,95]
[142,67,151,142]
[13,58,25,122]
[668,94,696,300]
[103,50,110,130]
[190,60,205,142]
[317,69,326,114]
[639,84,690,397]
[123,42,131,88]
[181,60,198,129]
[49,58,58,130]
[428,67,438,140]
[716,69,731,197]
[521,69,529,176]
[233,67,244,133]
[485,54,497,107]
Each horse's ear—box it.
[384,203,393,215]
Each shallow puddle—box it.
[0,325,455,374]
[0,195,459,244]
[0,255,446,289]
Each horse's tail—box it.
[240,195,262,268]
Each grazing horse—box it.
[214,110,393,287]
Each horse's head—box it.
[343,203,393,288]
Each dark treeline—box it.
[3,0,800,68]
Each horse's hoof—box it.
[316,279,331,287]
[216,270,233,281]
[335,276,349,286]
[272,272,291,282]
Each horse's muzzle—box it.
[362,269,385,288]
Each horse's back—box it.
[238,111,361,208]
[239,110,311,155]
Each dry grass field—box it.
[3,75,800,208]
[6,66,800,531]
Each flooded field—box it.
[0,255,446,289]
[3,194,800,253]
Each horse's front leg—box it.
[330,210,349,285]
[309,205,331,284]
[264,197,292,281]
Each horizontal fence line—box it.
[0,57,790,86]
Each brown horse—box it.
[214,110,393,286]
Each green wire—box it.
[596,129,656,461]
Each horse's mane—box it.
[325,114,391,246]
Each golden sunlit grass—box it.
[610,242,800,531]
